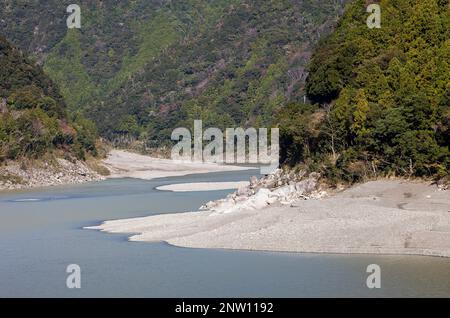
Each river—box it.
[0,170,449,297]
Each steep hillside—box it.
[89,0,346,144]
[0,0,346,144]
[277,0,449,181]
[0,34,97,162]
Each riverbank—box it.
[3,174,450,297]
[156,181,251,192]
[89,179,450,258]
[0,158,106,191]
[102,150,254,180]
[0,149,254,191]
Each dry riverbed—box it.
[102,150,253,180]
[0,158,105,191]
[156,182,251,192]
[0,149,252,191]
[88,179,450,258]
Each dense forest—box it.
[0,35,97,161]
[0,0,448,182]
[277,0,449,182]
[0,0,346,144]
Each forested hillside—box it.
[2,0,446,181]
[0,0,346,144]
[278,0,449,181]
[0,35,97,161]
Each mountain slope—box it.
[0,34,97,161]
[0,0,346,144]
[277,0,449,181]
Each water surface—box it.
[0,171,449,297]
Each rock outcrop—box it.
[200,169,326,214]
[0,158,105,191]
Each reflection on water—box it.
[0,170,449,298]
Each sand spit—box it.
[103,150,254,180]
[156,181,250,192]
[88,179,450,258]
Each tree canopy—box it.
[0,35,98,161]
[277,0,449,182]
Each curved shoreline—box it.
[0,158,105,191]
[0,149,255,191]
[103,150,255,180]
[87,179,450,258]
[156,181,250,192]
[159,241,450,259]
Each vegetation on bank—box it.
[0,0,346,144]
[0,35,98,162]
[277,0,449,183]
[1,0,448,185]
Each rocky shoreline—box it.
[0,158,105,191]
[88,170,450,258]
[0,149,254,191]
[200,169,449,215]
[200,169,327,214]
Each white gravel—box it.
[103,150,254,180]
[87,180,450,257]
[156,181,250,192]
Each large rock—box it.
[202,169,323,214]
